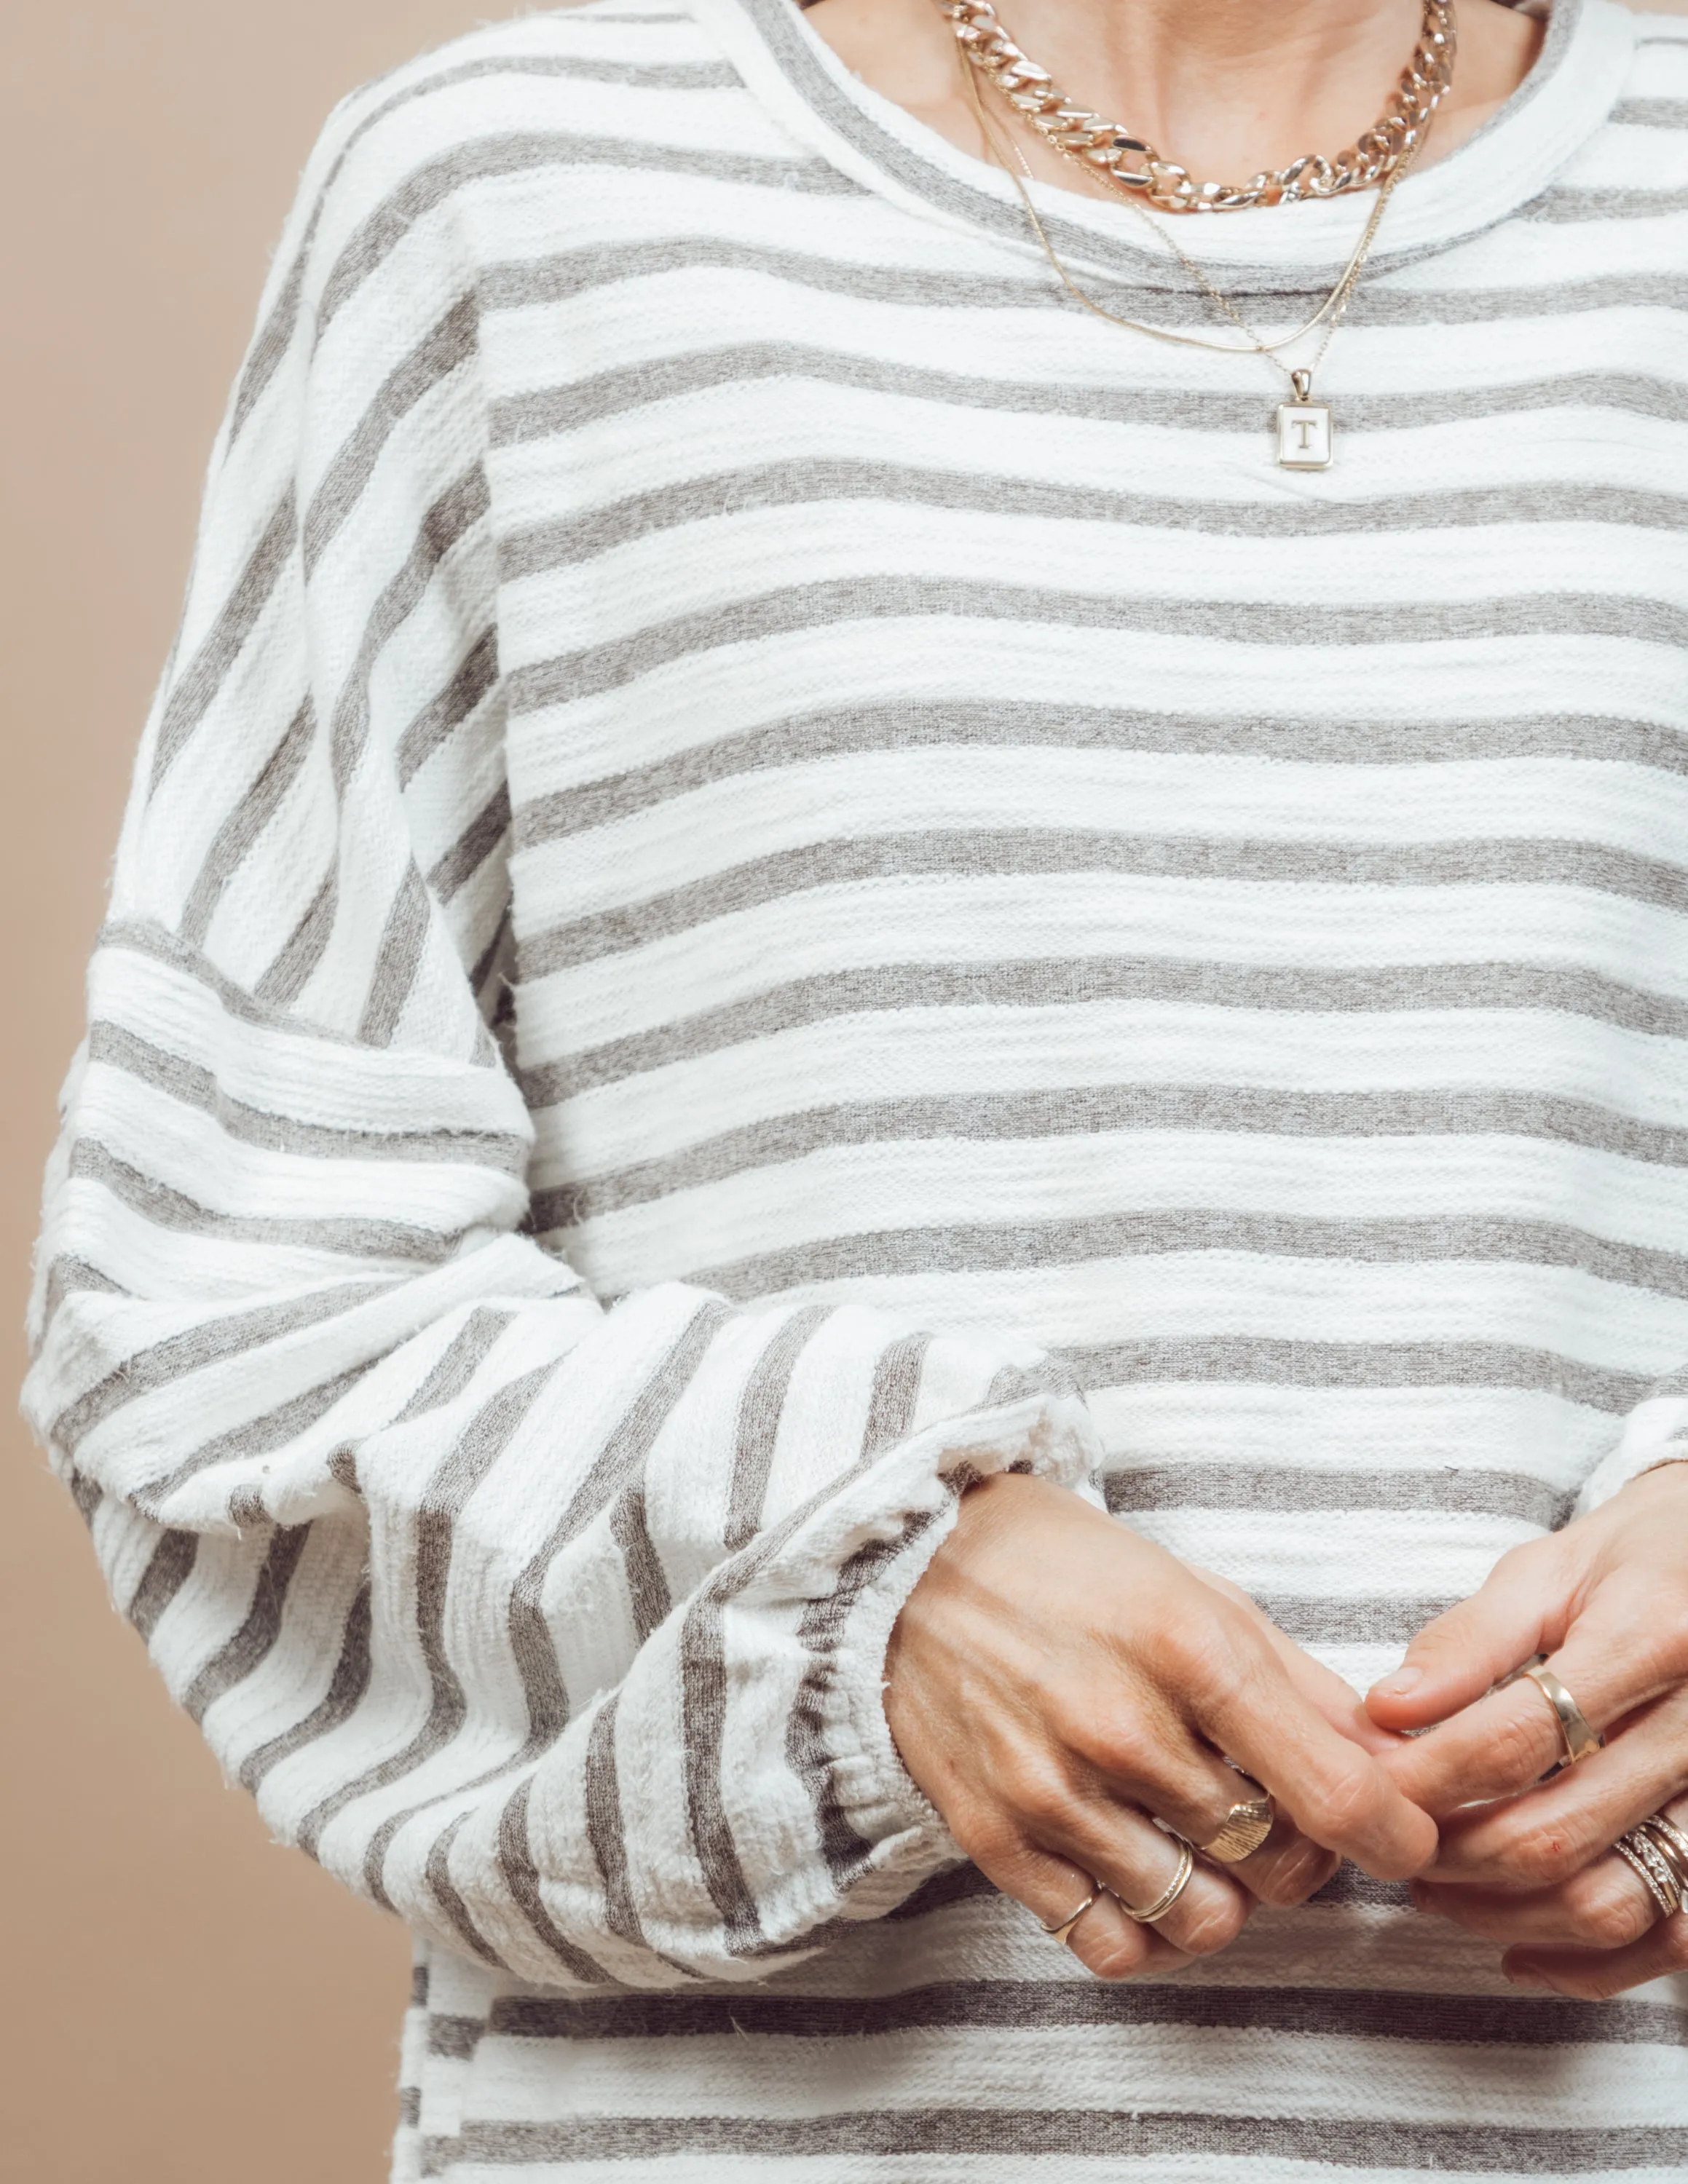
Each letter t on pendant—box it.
[1277,368,1333,470]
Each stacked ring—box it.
[1116,1837,1196,1926]
[1614,1812,1688,1923]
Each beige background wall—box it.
[2,4,1684,2179]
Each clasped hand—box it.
[884,1464,1688,1993]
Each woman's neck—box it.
[803,0,1545,199]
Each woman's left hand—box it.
[1363,1463,1688,1998]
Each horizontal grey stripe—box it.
[486,1976,1684,2049]
[534,1086,1688,1235]
[446,2111,1688,2167]
[1523,183,1688,223]
[1104,1462,1575,1529]
[149,493,297,788]
[1611,98,1688,126]
[1065,1337,1648,1417]
[518,705,1688,848]
[70,1137,456,1262]
[317,135,859,337]
[521,831,1688,981]
[690,1208,1688,1309]
[85,1019,529,1171]
[490,325,1688,448]
[428,2013,482,2062]
[508,577,1688,719]
[502,459,1688,582]
[1256,1594,1457,1647]
[302,297,479,579]
[51,1283,395,1457]
[524,960,1688,1103]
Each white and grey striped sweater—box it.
[23,0,1688,2171]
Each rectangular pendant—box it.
[1277,400,1333,470]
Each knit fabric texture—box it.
[22,0,1688,2172]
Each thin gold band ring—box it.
[1117,1836,1196,1926]
[1043,1880,1104,1947]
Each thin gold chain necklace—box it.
[939,0,1456,213]
[954,29,1440,468]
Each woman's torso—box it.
[384,0,1688,2169]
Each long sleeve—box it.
[20,84,1100,1990]
[1577,1372,1688,1514]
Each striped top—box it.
[23,0,1688,2172]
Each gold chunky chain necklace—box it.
[943,1,1456,467]
[938,0,1456,213]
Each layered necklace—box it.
[936,0,1459,467]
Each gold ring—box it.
[1501,1655,1603,1772]
[1200,1781,1276,1864]
[1642,1811,1688,1880]
[1042,1880,1104,1947]
[1117,1836,1196,1926]
[1614,1831,1682,1922]
[1614,1811,1688,1925]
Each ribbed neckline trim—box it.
[693,0,1637,293]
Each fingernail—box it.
[1371,1667,1423,1698]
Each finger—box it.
[1187,1566,1403,1759]
[1042,1795,1253,1962]
[965,1831,1193,1984]
[1183,1621,1438,1880]
[1064,1886,1196,1985]
[1225,1810,1342,1909]
[1070,1674,1348,1897]
[1385,1587,1684,1821]
[1504,1906,1688,2001]
[1365,1537,1561,1734]
[1421,1685,1688,1886]
[1412,1857,1660,1952]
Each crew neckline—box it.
[692,0,1636,293]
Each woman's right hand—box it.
[884,1471,1439,1981]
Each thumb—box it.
[1365,1540,1560,1732]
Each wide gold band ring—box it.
[1502,1655,1603,1772]
[1042,1880,1105,1947]
[1200,1781,1276,1864]
[1116,1836,1196,1926]
[1614,1811,1688,1925]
